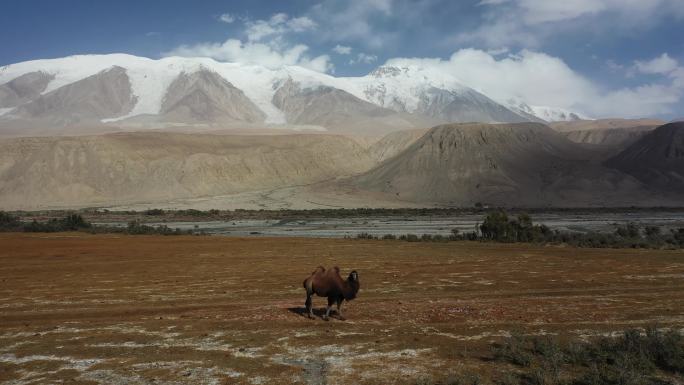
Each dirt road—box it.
[1,233,682,384]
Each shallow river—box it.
[94,211,684,238]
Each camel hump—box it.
[312,266,325,275]
[332,266,340,275]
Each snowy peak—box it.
[355,65,531,123]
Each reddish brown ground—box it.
[0,233,682,384]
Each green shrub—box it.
[126,220,188,235]
[489,328,683,385]
[0,211,22,231]
[445,372,481,385]
[492,330,533,367]
[405,233,420,242]
[23,213,91,232]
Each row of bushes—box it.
[1,212,92,232]
[0,212,195,236]
[85,206,684,220]
[418,327,683,385]
[354,211,684,249]
[479,211,684,248]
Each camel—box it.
[302,266,359,320]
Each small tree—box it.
[61,214,91,230]
[616,222,640,239]
[480,211,513,241]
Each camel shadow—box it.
[287,307,330,320]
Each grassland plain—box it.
[0,233,682,384]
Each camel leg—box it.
[323,297,335,321]
[305,293,314,319]
[336,299,345,321]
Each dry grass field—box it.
[0,233,683,384]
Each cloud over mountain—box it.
[166,12,331,73]
[383,49,684,119]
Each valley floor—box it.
[0,234,683,384]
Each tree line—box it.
[0,212,196,235]
[355,210,684,249]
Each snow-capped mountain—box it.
[0,54,585,134]
[357,65,531,124]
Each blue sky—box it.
[1,0,683,119]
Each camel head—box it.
[345,270,360,300]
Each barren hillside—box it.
[606,122,684,193]
[0,132,375,209]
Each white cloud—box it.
[349,52,378,65]
[288,16,317,32]
[672,68,684,88]
[513,0,608,24]
[308,0,396,48]
[333,45,352,55]
[244,13,317,42]
[452,15,543,48]
[166,12,330,73]
[385,48,684,118]
[494,0,684,25]
[166,39,332,73]
[594,84,682,117]
[635,53,679,75]
[462,0,684,48]
[218,13,235,24]
[605,60,625,73]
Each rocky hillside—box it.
[550,119,663,150]
[352,123,656,207]
[605,122,684,192]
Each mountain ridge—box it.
[0,54,587,135]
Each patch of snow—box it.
[249,376,269,384]
[0,353,103,369]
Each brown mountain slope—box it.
[0,71,54,108]
[548,118,664,133]
[10,67,136,126]
[562,125,656,147]
[368,128,429,163]
[159,69,266,124]
[352,123,658,207]
[550,119,664,160]
[0,132,374,210]
[272,78,434,135]
[605,122,684,192]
